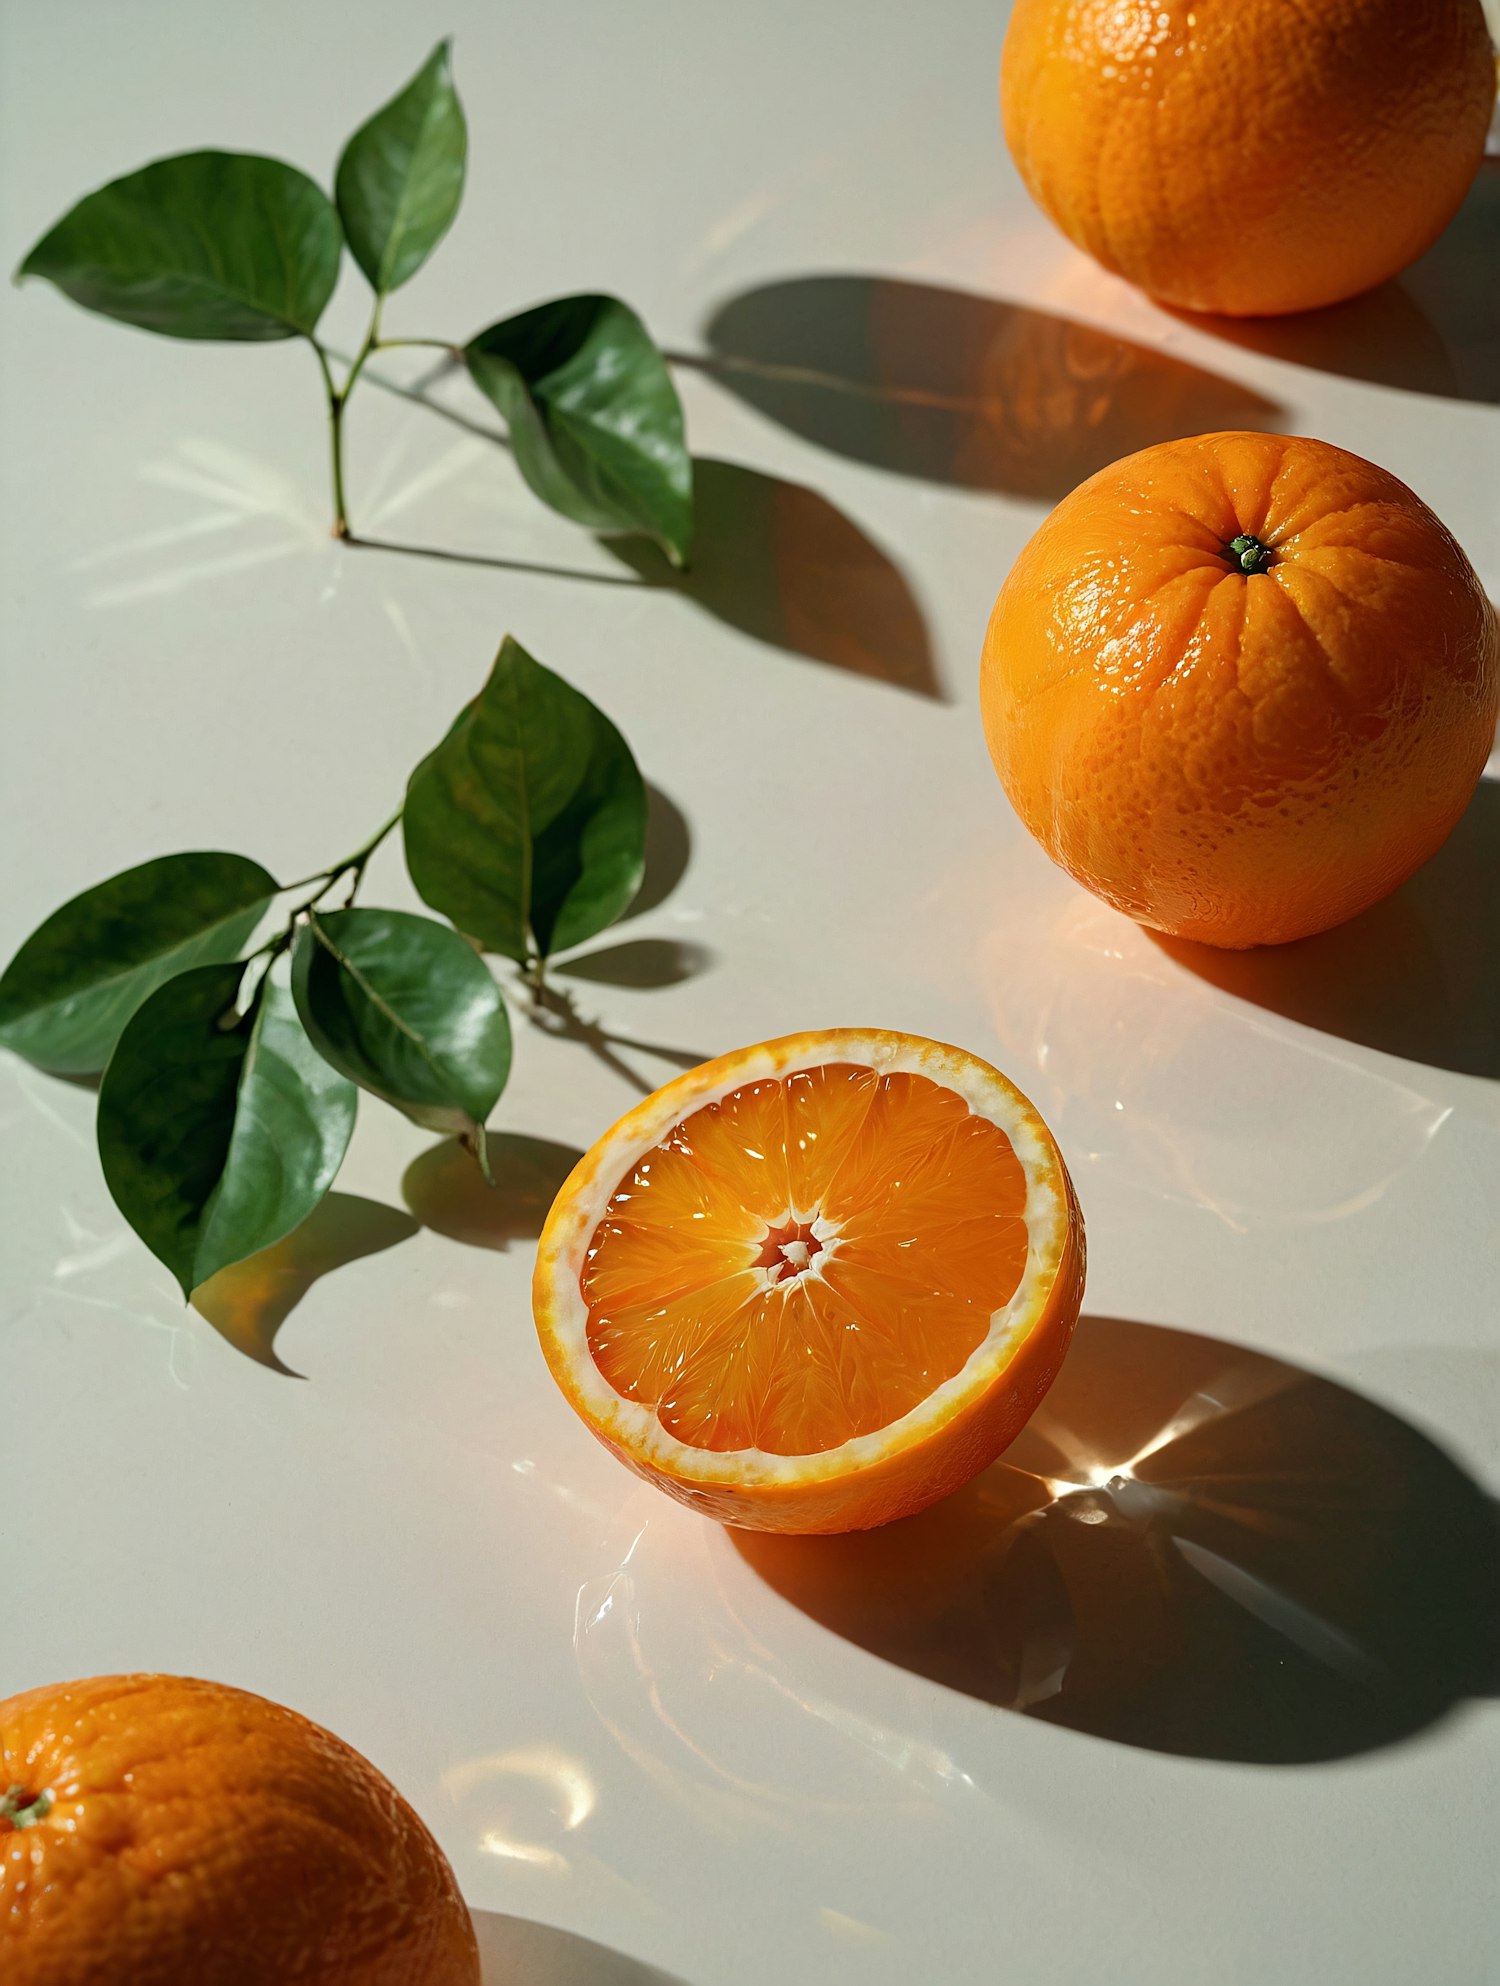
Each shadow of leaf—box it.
[470,1911,690,1986]
[403,1132,584,1250]
[1175,162,1499,406]
[349,532,643,587]
[555,937,714,988]
[734,1315,1499,1764]
[530,982,711,1095]
[1153,776,1500,1080]
[619,784,692,923]
[354,362,939,697]
[608,457,940,697]
[192,1193,419,1374]
[699,275,1284,500]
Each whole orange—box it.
[980,432,1498,949]
[1001,0,1497,316]
[0,1674,480,1986]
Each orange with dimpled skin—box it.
[0,1673,480,1986]
[533,1028,1085,1534]
[1001,0,1497,317]
[981,430,1498,950]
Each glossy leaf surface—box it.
[18,152,341,340]
[291,907,510,1153]
[335,40,467,294]
[0,852,277,1074]
[465,295,692,563]
[403,637,647,962]
[97,965,355,1295]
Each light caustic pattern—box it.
[581,1066,1030,1457]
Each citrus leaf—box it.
[403,636,647,962]
[335,40,467,295]
[291,908,510,1157]
[464,295,692,565]
[17,152,341,340]
[0,852,278,1075]
[97,965,355,1296]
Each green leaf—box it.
[17,152,341,341]
[291,908,510,1160]
[464,295,693,565]
[335,40,467,295]
[0,852,278,1075]
[97,965,355,1296]
[403,636,647,962]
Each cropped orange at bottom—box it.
[0,1673,480,1986]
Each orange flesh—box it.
[581,1065,1030,1456]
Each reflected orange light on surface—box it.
[729,1316,1498,1763]
[444,1744,597,1872]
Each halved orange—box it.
[533,1029,1085,1533]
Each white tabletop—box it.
[2,5,1497,1983]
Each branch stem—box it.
[311,299,385,538]
[311,341,350,538]
[334,807,403,905]
[243,808,404,984]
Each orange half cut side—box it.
[533,1030,1085,1534]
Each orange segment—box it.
[535,1030,1086,1534]
[600,1139,762,1241]
[819,1259,996,1426]
[586,1270,765,1421]
[819,1068,973,1221]
[668,1076,791,1217]
[782,1061,879,1208]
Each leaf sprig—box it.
[16,40,694,565]
[0,638,651,1296]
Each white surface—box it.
[1,5,1497,1984]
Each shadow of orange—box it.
[470,1912,689,1985]
[1154,777,1500,1080]
[734,1316,1499,1763]
[1175,162,1499,406]
[699,276,1284,500]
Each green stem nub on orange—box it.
[1226,533,1272,574]
[1,1783,53,1830]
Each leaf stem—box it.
[343,298,386,401]
[311,300,385,539]
[243,808,403,980]
[312,341,351,540]
[336,807,403,906]
[279,864,337,892]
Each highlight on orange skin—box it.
[533,1030,1086,1536]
